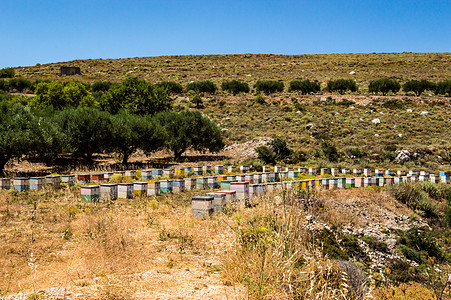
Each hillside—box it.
[15,52,451,86]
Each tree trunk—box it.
[173,148,185,161]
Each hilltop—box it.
[14,52,451,86]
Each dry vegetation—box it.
[1,184,449,299]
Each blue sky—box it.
[1,0,450,68]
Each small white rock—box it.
[372,118,381,124]
[407,109,413,112]
[420,111,429,116]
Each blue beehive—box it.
[13,178,29,192]
[160,180,173,194]
[152,169,163,177]
[183,167,192,174]
[288,171,298,178]
[141,170,152,180]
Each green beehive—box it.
[81,185,100,202]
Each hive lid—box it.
[192,196,214,201]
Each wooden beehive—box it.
[192,196,214,217]
[160,180,173,193]
[214,165,224,174]
[184,178,197,190]
[62,175,76,186]
[141,170,152,180]
[206,193,226,212]
[30,177,45,190]
[80,185,100,202]
[91,174,104,182]
[77,174,91,184]
[172,179,185,193]
[0,178,11,190]
[133,182,148,197]
[45,175,61,188]
[147,182,161,196]
[118,183,133,199]
[100,184,118,201]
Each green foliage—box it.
[403,80,436,96]
[348,147,366,158]
[110,112,166,164]
[155,81,183,94]
[54,107,113,162]
[31,81,99,109]
[252,94,265,105]
[0,79,9,92]
[154,110,224,159]
[368,79,401,95]
[290,149,308,163]
[382,98,405,109]
[269,136,292,162]
[435,80,451,96]
[255,146,276,164]
[326,79,358,94]
[288,80,321,94]
[388,183,437,217]
[221,80,250,95]
[292,99,306,112]
[0,67,15,78]
[8,78,32,93]
[91,81,115,92]
[101,77,172,115]
[187,90,203,108]
[186,80,217,94]
[254,80,284,94]
[321,142,339,162]
[0,103,44,174]
[397,227,443,263]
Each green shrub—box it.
[403,80,436,96]
[221,80,249,95]
[290,149,308,163]
[293,101,306,112]
[382,99,405,109]
[8,78,32,92]
[269,136,292,161]
[368,79,401,95]
[0,79,9,92]
[337,98,355,106]
[435,80,451,96]
[288,80,320,94]
[397,227,443,263]
[326,79,358,94]
[91,81,114,92]
[321,142,339,162]
[388,183,437,217]
[0,67,15,78]
[255,146,276,164]
[252,94,265,105]
[186,80,217,94]
[155,81,183,94]
[254,80,284,94]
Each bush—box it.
[398,226,443,263]
[290,149,308,163]
[326,79,358,94]
[368,79,401,95]
[186,80,217,94]
[252,94,265,105]
[8,78,32,93]
[255,146,276,164]
[187,90,203,108]
[388,183,437,217]
[0,68,15,78]
[288,80,321,94]
[435,80,451,96]
[321,142,339,162]
[254,80,284,94]
[403,80,436,96]
[155,81,183,94]
[221,80,250,95]
[0,79,9,92]
[269,136,292,161]
[382,99,405,109]
[91,81,114,92]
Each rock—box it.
[306,123,314,130]
[398,134,403,137]
[406,109,413,112]
[420,111,429,116]
[375,134,379,137]
[372,118,381,124]
[360,118,365,121]
[349,71,356,75]
[395,150,412,163]
[296,111,301,114]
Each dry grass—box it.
[0,187,245,299]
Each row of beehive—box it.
[1,169,449,193]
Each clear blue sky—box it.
[1,0,450,68]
